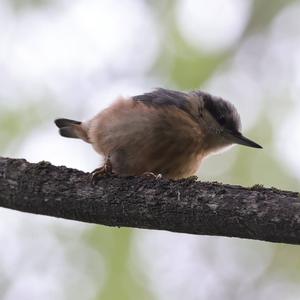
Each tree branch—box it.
[0,156,299,244]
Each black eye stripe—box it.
[199,91,241,132]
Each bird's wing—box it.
[132,88,190,113]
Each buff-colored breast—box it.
[87,98,205,179]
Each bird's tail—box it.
[54,118,90,142]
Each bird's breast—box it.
[87,98,206,178]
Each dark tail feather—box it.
[54,118,81,128]
[55,118,90,142]
[59,127,80,139]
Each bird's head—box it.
[191,91,262,152]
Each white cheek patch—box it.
[208,143,235,156]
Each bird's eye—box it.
[218,116,226,125]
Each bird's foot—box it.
[142,172,162,180]
[91,158,114,184]
[186,175,198,181]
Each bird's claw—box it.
[91,158,114,185]
[186,175,198,181]
[142,172,163,180]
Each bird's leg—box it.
[142,172,163,180]
[91,155,114,184]
[186,175,198,181]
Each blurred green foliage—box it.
[8,0,54,11]
[0,103,51,152]
[85,227,153,300]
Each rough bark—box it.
[0,156,299,244]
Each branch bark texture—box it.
[0,157,299,245]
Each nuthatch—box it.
[55,88,262,180]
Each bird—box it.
[54,88,262,181]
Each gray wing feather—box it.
[132,88,189,112]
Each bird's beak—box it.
[229,131,263,149]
